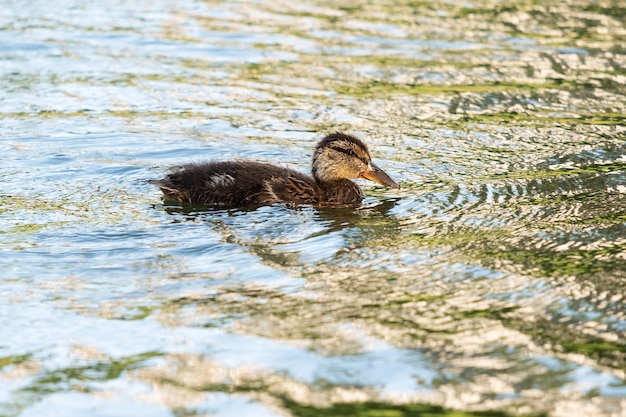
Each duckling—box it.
[150,132,399,207]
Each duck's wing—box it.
[260,174,322,205]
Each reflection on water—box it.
[1,0,625,416]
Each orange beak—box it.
[359,162,400,189]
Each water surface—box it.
[1,1,625,416]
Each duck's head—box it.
[312,133,400,189]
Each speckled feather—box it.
[151,160,363,206]
[150,133,397,207]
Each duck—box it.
[150,132,400,207]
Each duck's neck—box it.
[315,178,365,205]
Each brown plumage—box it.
[150,132,399,207]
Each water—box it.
[1,1,625,416]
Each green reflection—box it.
[0,354,31,369]
[336,81,566,97]
[461,112,626,127]
[280,398,546,417]
[35,351,159,391]
[0,352,162,417]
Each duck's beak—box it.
[359,161,400,189]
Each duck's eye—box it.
[330,146,355,157]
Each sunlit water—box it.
[1,1,625,416]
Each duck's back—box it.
[151,161,324,206]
